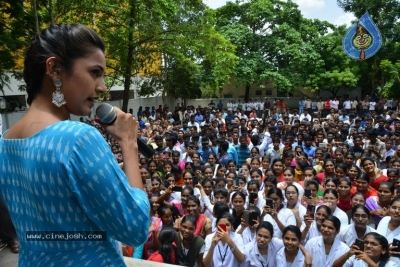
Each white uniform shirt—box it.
[204,232,245,267]
[337,224,376,246]
[377,216,400,243]
[240,238,283,267]
[305,236,349,267]
[302,221,321,245]
[342,255,398,267]
[236,226,256,245]
[263,208,296,239]
[332,206,349,229]
[275,246,305,267]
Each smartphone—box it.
[307,204,316,219]
[192,176,199,187]
[219,223,227,232]
[249,211,258,227]
[146,179,152,191]
[233,178,239,186]
[249,193,258,204]
[393,239,400,256]
[243,210,250,226]
[238,168,244,175]
[265,198,273,207]
[172,186,183,192]
[304,189,312,199]
[355,238,364,251]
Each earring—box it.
[52,79,66,107]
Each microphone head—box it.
[96,103,117,124]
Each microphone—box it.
[95,103,155,158]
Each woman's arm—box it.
[332,251,352,267]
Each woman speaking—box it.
[0,24,150,266]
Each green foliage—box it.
[304,25,360,96]
[215,0,334,100]
[337,0,400,96]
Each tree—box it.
[216,0,330,101]
[337,0,400,96]
[305,25,360,97]
[0,0,29,95]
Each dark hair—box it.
[363,232,390,267]
[256,221,274,237]
[182,186,194,195]
[158,227,177,264]
[285,184,299,196]
[187,195,200,207]
[361,157,376,169]
[351,205,371,219]
[247,179,261,190]
[390,197,400,206]
[323,189,338,199]
[297,160,309,171]
[272,159,284,175]
[213,202,230,219]
[250,168,263,177]
[322,215,341,232]
[282,225,302,241]
[216,212,235,226]
[338,177,351,187]
[358,173,370,183]
[201,178,213,187]
[379,181,395,193]
[181,214,197,228]
[283,167,295,176]
[24,24,105,105]
[351,192,366,201]
[213,187,228,198]
[306,179,319,189]
[266,187,284,210]
[316,205,332,215]
[264,176,277,186]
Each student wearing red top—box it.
[148,227,177,264]
[361,157,388,190]
[350,173,378,198]
[337,178,352,212]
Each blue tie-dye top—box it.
[0,121,150,267]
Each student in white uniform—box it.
[333,232,398,267]
[236,206,261,245]
[337,205,376,247]
[240,221,283,267]
[302,205,332,244]
[203,213,245,267]
[285,184,307,229]
[322,189,349,229]
[277,167,304,199]
[305,215,350,267]
[377,197,400,243]
[262,187,296,239]
[275,225,312,267]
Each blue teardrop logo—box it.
[342,12,383,60]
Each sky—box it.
[203,0,356,27]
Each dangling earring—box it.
[52,79,66,107]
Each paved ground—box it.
[0,246,18,267]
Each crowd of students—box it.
[89,98,400,267]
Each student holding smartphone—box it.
[236,207,261,245]
[203,213,245,267]
[337,205,376,247]
[333,232,397,267]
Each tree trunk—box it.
[244,83,250,102]
[32,0,39,34]
[122,0,136,112]
[48,0,54,25]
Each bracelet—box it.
[230,245,236,252]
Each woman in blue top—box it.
[0,23,150,266]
